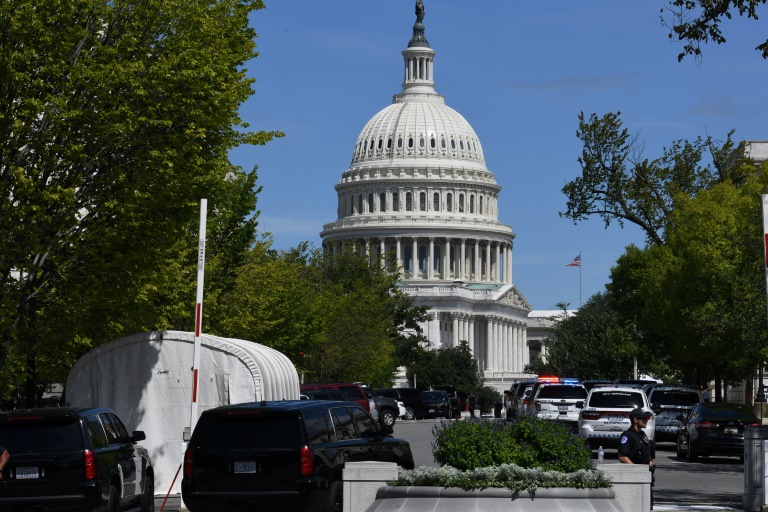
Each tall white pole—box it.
[190,198,208,431]
[763,196,768,321]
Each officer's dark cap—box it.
[629,408,651,420]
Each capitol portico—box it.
[320,3,536,385]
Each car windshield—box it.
[701,405,758,423]
[0,419,82,452]
[537,386,587,399]
[588,391,645,409]
[652,390,700,406]
[422,392,446,400]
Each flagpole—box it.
[579,251,582,308]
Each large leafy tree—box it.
[0,0,281,404]
[561,112,747,246]
[408,341,482,392]
[661,0,768,61]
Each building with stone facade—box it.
[320,6,538,388]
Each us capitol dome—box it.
[320,2,540,383]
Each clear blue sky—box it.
[228,1,768,310]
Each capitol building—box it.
[320,4,547,386]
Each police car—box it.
[577,386,655,450]
[531,382,588,429]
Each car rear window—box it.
[194,413,300,449]
[422,391,446,400]
[537,386,587,399]
[701,406,758,422]
[0,419,83,452]
[337,386,365,401]
[588,391,645,409]
[651,390,700,406]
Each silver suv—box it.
[577,386,655,451]
[531,383,588,428]
[648,386,702,442]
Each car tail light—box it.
[83,449,97,480]
[749,422,761,427]
[694,421,718,429]
[299,446,314,477]
[183,448,193,478]
[581,411,602,420]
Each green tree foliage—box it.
[0,0,282,404]
[561,112,747,246]
[661,0,768,61]
[408,340,482,392]
[527,295,655,380]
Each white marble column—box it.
[452,314,459,348]
[511,323,519,373]
[412,237,419,279]
[460,239,467,280]
[380,238,386,268]
[489,318,497,370]
[428,238,435,279]
[474,240,480,282]
[468,316,475,357]
[444,238,451,279]
[506,243,513,284]
[495,242,501,283]
[485,242,491,282]
[395,237,402,278]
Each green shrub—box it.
[432,416,592,473]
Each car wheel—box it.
[686,441,698,462]
[381,409,396,427]
[106,485,120,512]
[404,407,415,421]
[141,475,154,512]
[326,480,342,512]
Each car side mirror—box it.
[575,401,584,409]
[379,424,394,437]
[131,430,146,442]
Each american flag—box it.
[566,255,581,267]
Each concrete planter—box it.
[343,462,652,512]
[366,485,623,512]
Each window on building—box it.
[369,139,374,150]
[459,194,464,213]
[479,196,483,215]
[430,137,436,148]
[404,246,413,272]
[406,192,412,211]
[368,194,374,213]
[408,137,414,148]
[393,192,399,212]
[451,139,456,150]
[378,139,383,150]
[460,140,464,150]
[419,192,426,212]
[434,246,441,272]
[387,138,392,149]
[447,193,453,212]
[441,138,446,149]
[470,195,475,214]
[433,192,440,211]
[397,137,403,149]
[419,137,425,148]
[358,195,363,214]
[418,245,427,272]
[380,193,386,212]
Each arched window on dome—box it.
[419,137,425,148]
[404,246,413,272]
[470,195,475,214]
[387,138,392,150]
[359,195,363,215]
[380,192,386,212]
[460,140,465,150]
[369,139,374,150]
[430,137,436,149]
[408,137,414,148]
[433,192,440,211]
[393,192,399,212]
[451,139,456,150]
[441,137,446,149]
[406,192,412,211]
[479,196,483,215]
[433,246,441,272]
[397,137,403,149]
[378,139,383,150]
[368,194,374,213]
[418,245,427,272]
[459,194,465,213]
[419,192,426,212]
[447,193,453,212]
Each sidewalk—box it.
[654,504,740,511]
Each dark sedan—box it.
[421,390,451,419]
[676,402,760,461]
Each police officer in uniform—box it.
[619,407,655,508]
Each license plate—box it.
[234,461,256,474]
[724,427,738,435]
[16,467,39,480]
[558,405,569,411]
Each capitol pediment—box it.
[496,286,532,311]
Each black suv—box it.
[0,407,153,512]
[181,400,414,512]
[433,386,464,418]
[376,387,425,420]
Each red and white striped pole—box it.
[190,198,207,431]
